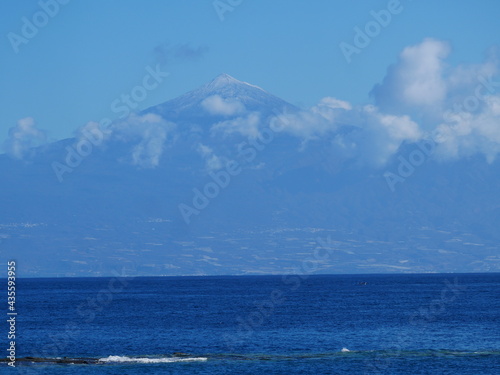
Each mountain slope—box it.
[145,73,298,122]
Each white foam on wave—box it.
[341,348,350,352]
[99,355,208,364]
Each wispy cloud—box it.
[3,117,46,159]
[153,42,209,65]
[110,113,176,168]
[269,97,350,140]
[210,112,261,139]
[197,143,225,172]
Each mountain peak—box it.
[144,73,298,119]
[211,73,239,85]
[204,73,262,92]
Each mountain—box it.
[147,73,297,121]
[1,74,500,277]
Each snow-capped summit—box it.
[194,73,269,100]
[204,73,251,89]
[202,73,266,93]
[144,73,297,120]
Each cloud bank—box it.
[267,38,500,166]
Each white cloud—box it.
[131,126,167,168]
[315,97,352,112]
[371,38,450,114]
[257,40,500,167]
[3,117,46,159]
[211,112,261,139]
[197,143,224,171]
[270,97,350,140]
[111,113,175,168]
[434,95,500,162]
[361,38,500,164]
[265,95,424,165]
[201,95,245,116]
[358,105,422,166]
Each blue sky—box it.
[1,0,500,144]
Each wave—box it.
[6,349,500,366]
[99,355,208,364]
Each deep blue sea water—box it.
[6,273,500,374]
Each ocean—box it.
[7,273,500,374]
